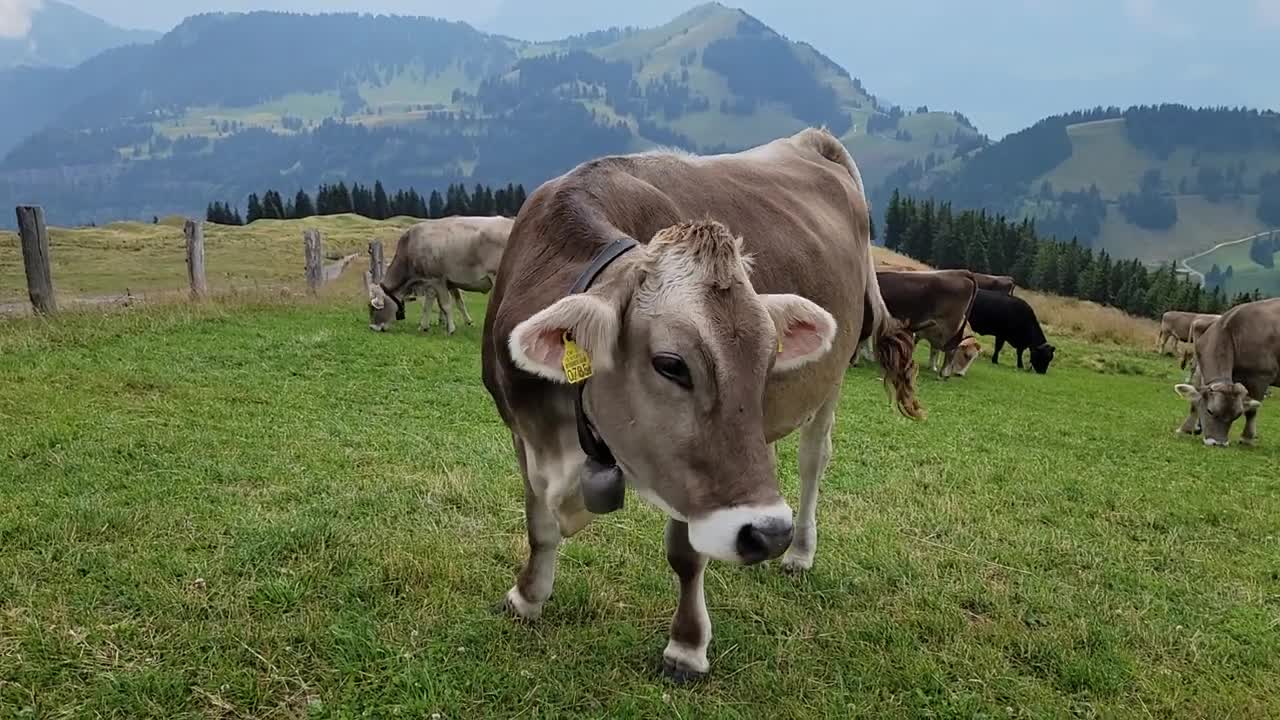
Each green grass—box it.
[2,291,1279,718]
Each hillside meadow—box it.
[2,246,1278,717]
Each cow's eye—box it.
[652,353,693,390]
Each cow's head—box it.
[1174,381,1260,447]
[944,337,981,378]
[366,273,403,332]
[1030,342,1056,374]
[508,220,838,564]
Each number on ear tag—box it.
[562,332,594,383]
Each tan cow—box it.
[480,129,922,681]
[1175,298,1279,446]
[945,336,983,377]
[1158,310,1219,355]
[973,272,1016,295]
[873,269,979,378]
[1179,313,1220,379]
[366,216,513,333]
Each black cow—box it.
[968,289,1056,374]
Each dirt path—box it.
[1178,229,1277,285]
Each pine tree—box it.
[374,181,390,220]
[294,189,315,218]
[246,193,264,223]
[429,190,444,219]
[883,189,906,251]
[335,182,353,214]
[513,184,528,213]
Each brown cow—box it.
[1158,310,1219,355]
[973,272,1015,294]
[873,269,979,378]
[1174,298,1279,446]
[480,129,922,681]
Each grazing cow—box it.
[871,269,979,378]
[943,336,982,377]
[969,288,1056,373]
[1158,310,1218,355]
[1179,313,1220,379]
[480,129,922,682]
[1174,298,1279,446]
[366,216,514,333]
[973,272,1016,295]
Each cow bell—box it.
[580,457,625,514]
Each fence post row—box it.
[16,205,57,315]
[303,229,323,293]
[184,219,208,298]
[368,239,385,284]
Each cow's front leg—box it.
[1016,347,1025,370]
[431,279,457,335]
[662,519,710,683]
[418,287,438,332]
[928,347,940,374]
[782,393,837,573]
[992,337,1004,364]
[451,287,475,326]
[501,441,562,621]
[1241,379,1267,445]
[1176,403,1200,435]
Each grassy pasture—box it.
[1,278,1278,718]
[0,215,421,305]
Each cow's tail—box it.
[803,127,923,420]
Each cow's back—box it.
[1222,298,1280,375]
[485,130,870,439]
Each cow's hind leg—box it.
[500,438,562,621]
[781,392,838,573]
[662,518,710,683]
[452,287,474,326]
[992,337,1004,364]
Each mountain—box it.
[0,1,159,70]
[876,105,1280,288]
[0,3,979,227]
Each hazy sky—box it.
[4,0,1277,137]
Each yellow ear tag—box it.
[562,332,594,384]
[777,336,784,353]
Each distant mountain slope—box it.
[878,105,1280,273]
[0,1,157,69]
[0,3,979,227]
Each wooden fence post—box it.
[303,229,323,293]
[368,239,385,284]
[184,219,208,298]
[16,205,56,315]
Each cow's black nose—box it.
[736,519,794,564]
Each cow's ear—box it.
[760,293,837,373]
[1174,384,1202,403]
[509,294,620,382]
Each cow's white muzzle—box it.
[687,502,794,564]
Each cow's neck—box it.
[1197,327,1236,386]
[380,262,417,299]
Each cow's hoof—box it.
[1241,437,1258,447]
[494,588,541,622]
[660,657,708,685]
[780,554,813,574]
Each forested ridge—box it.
[882,190,1267,317]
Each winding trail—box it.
[1178,229,1277,285]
